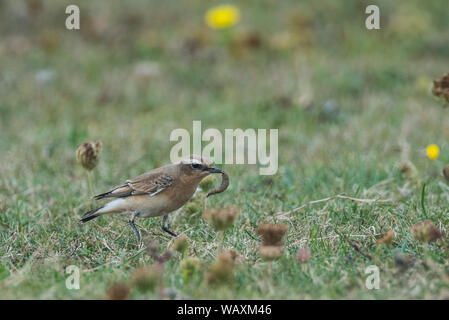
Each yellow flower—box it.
[426,144,439,160]
[205,5,240,29]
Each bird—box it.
[80,155,223,246]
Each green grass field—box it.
[1,0,449,299]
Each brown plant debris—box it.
[432,73,449,102]
[205,250,237,286]
[76,141,102,171]
[376,230,395,245]
[443,165,449,182]
[206,207,239,231]
[131,265,163,292]
[411,220,442,243]
[399,161,419,181]
[106,282,130,300]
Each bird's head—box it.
[177,155,223,179]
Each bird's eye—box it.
[191,163,202,169]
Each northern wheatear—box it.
[80,155,223,246]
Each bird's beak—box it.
[207,167,223,174]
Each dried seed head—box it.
[106,282,130,300]
[144,239,173,263]
[208,207,239,231]
[411,220,442,243]
[26,0,44,17]
[432,73,449,102]
[296,247,311,263]
[131,265,163,292]
[182,27,211,55]
[144,239,160,259]
[38,29,61,53]
[199,175,216,193]
[76,141,102,171]
[226,249,238,261]
[159,249,174,264]
[376,230,395,245]
[180,256,201,273]
[443,165,449,183]
[259,245,283,261]
[399,161,419,181]
[180,256,201,281]
[394,252,415,273]
[172,234,189,254]
[257,223,288,246]
[205,250,237,286]
[185,198,201,215]
[231,30,262,50]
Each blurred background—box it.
[1,0,448,179]
[1,0,449,299]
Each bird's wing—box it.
[128,172,175,196]
[93,171,174,200]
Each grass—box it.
[1,0,449,299]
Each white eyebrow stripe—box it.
[179,158,202,165]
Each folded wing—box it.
[93,171,174,200]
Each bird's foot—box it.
[162,214,177,237]
[162,226,177,237]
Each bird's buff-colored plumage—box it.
[80,155,225,246]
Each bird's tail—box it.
[80,206,104,223]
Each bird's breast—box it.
[164,182,198,210]
[135,182,198,218]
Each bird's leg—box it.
[129,212,142,248]
[162,214,177,237]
